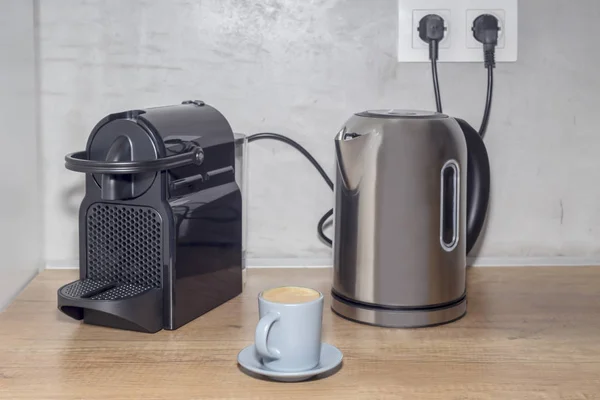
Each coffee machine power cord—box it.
[247,133,334,246]
[246,17,499,248]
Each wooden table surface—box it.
[1,267,600,399]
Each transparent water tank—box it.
[234,133,248,286]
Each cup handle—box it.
[255,312,280,359]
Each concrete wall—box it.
[40,0,600,266]
[0,0,40,309]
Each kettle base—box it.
[331,291,466,328]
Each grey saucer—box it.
[237,343,343,382]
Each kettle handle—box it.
[455,118,491,254]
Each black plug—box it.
[472,14,500,68]
[418,14,446,113]
[418,14,446,61]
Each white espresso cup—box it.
[255,286,324,372]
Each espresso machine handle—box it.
[455,118,491,255]
[64,147,204,174]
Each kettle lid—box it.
[355,109,447,119]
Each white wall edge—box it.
[0,269,39,311]
[46,257,600,270]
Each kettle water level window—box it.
[440,160,460,251]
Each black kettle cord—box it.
[429,40,443,113]
[428,56,494,137]
[247,133,334,246]
[431,57,443,113]
[478,65,493,138]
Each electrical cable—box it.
[418,14,445,113]
[247,132,334,246]
[317,208,334,246]
[472,14,499,138]
[479,65,494,138]
[429,40,443,113]
[431,58,442,113]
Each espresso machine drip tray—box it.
[58,279,162,332]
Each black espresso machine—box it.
[58,101,242,333]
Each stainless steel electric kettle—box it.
[331,109,490,328]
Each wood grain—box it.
[1,267,600,399]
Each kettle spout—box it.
[335,128,369,191]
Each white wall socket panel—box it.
[398,0,518,63]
